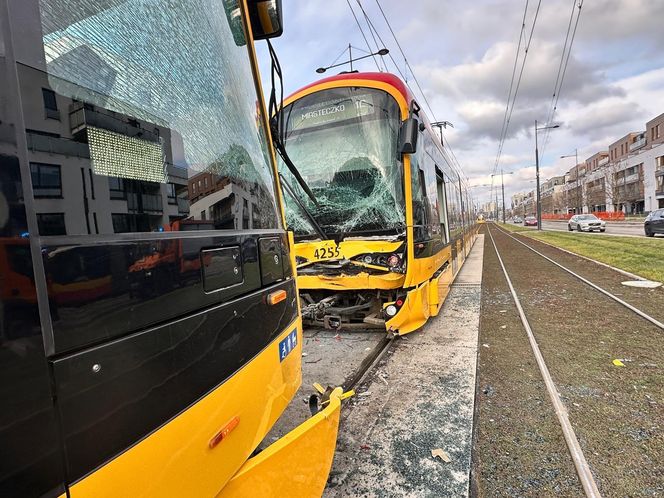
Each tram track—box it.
[481,223,664,496]
[486,225,601,498]
[491,224,664,331]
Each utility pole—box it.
[535,120,560,230]
[535,119,541,229]
[575,148,579,214]
[501,168,506,223]
[561,149,579,214]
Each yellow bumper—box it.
[298,271,404,291]
[217,388,344,498]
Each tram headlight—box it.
[363,255,373,264]
[387,254,401,268]
[385,304,398,317]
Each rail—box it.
[486,224,602,498]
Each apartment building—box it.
[540,175,566,215]
[542,112,664,216]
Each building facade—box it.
[531,112,664,216]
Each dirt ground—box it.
[474,224,663,497]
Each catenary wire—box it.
[346,0,383,72]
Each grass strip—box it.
[494,223,664,282]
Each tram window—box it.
[279,87,404,236]
[437,175,449,244]
[14,0,281,235]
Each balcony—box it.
[629,137,646,152]
[69,102,160,142]
[27,132,90,158]
[597,157,609,167]
[624,172,640,184]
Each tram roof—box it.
[286,72,414,104]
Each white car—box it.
[568,214,606,232]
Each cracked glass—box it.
[279,87,404,238]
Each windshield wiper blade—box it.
[279,173,327,240]
[272,127,320,209]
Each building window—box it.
[656,156,664,171]
[655,124,661,140]
[37,213,66,236]
[42,88,60,119]
[109,176,126,199]
[30,162,62,197]
[166,183,177,204]
[204,177,208,187]
[112,213,131,233]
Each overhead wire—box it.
[540,0,584,158]
[345,0,383,72]
[490,1,542,205]
[493,0,530,186]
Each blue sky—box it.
[256,0,664,205]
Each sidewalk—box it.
[325,236,484,498]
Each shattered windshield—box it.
[279,87,404,237]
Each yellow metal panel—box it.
[295,239,402,263]
[404,245,451,288]
[298,272,404,291]
[385,282,430,335]
[68,320,303,498]
[217,388,344,498]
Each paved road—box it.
[510,219,654,237]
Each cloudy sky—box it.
[256,0,664,207]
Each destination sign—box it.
[288,94,375,131]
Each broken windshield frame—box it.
[278,87,405,239]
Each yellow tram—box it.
[0,0,340,497]
[277,72,478,335]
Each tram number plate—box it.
[313,246,340,260]
[279,328,298,362]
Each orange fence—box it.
[541,212,625,221]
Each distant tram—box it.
[277,72,478,334]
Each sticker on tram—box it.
[279,328,298,362]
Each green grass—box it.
[492,223,664,282]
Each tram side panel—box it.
[1,1,341,496]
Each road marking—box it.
[486,225,602,498]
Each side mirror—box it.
[400,117,419,155]
[247,0,284,40]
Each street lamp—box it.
[561,150,579,214]
[535,120,560,230]
[316,46,389,74]
[491,169,514,223]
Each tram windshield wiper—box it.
[279,173,327,240]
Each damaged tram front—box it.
[278,73,476,334]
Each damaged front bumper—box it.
[216,387,346,498]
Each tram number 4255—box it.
[313,246,341,259]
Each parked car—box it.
[644,209,664,237]
[568,214,606,232]
[524,216,537,226]
[513,216,523,224]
